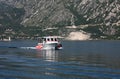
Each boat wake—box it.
[0,46,36,50]
[19,47,36,49]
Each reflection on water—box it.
[0,40,120,79]
[37,50,58,62]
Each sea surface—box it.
[0,40,120,79]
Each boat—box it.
[36,36,63,50]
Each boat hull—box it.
[36,43,62,50]
[42,43,57,50]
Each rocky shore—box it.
[65,31,91,40]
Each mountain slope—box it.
[0,2,24,26]
[0,0,120,39]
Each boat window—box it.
[47,38,50,41]
[55,38,57,41]
[51,38,53,41]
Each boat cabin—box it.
[38,36,59,43]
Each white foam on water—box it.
[20,47,36,49]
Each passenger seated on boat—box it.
[43,38,46,42]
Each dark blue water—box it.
[0,40,120,79]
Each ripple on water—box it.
[1,40,120,79]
